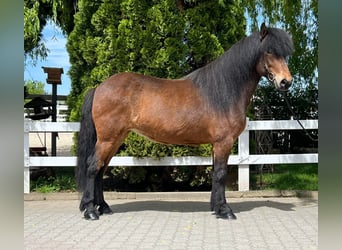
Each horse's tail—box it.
[76,88,96,192]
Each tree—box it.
[244,0,318,90]
[24,0,76,64]
[67,0,245,120]
[244,0,318,155]
[24,80,46,95]
[66,0,245,188]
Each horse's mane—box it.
[185,27,293,113]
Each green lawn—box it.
[250,163,318,190]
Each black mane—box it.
[185,27,293,113]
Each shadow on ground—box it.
[109,199,314,214]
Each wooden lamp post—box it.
[42,67,63,156]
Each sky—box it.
[24,20,71,96]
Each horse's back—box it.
[94,72,204,115]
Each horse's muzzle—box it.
[279,79,292,91]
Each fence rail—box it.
[24,119,318,193]
[24,104,69,122]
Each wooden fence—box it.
[24,119,318,193]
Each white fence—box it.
[24,104,69,122]
[45,104,68,122]
[24,119,318,193]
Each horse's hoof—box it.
[215,212,237,220]
[98,205,113,215]
[84,210,99,220]
[227,212,237,220]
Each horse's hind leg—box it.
[82,139,124,220]
[94,164,113,215]
[95,136,128,215]
[80,152,99,220]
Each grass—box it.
[250,163,318,190]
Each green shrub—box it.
[109,132,237,189]
[30,170,77,193]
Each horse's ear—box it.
[260,22,268,41]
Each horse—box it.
[76,23,293,220]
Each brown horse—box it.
[76,23,293,220]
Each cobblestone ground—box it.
[24,197,317,249]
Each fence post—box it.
[238,118,250,191]
[24,119,30,194]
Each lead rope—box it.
[281,91,318,142]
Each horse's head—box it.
[261,52,293,91]
[257,23,293,92]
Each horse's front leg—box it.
[211,142,237,220]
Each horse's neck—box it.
[240,75,261,112]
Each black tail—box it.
[76,88,96,192]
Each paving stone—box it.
[24,197,317,249]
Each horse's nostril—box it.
[281,79,292,89]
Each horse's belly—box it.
[131,126,210,146]
[130,113,214,145]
